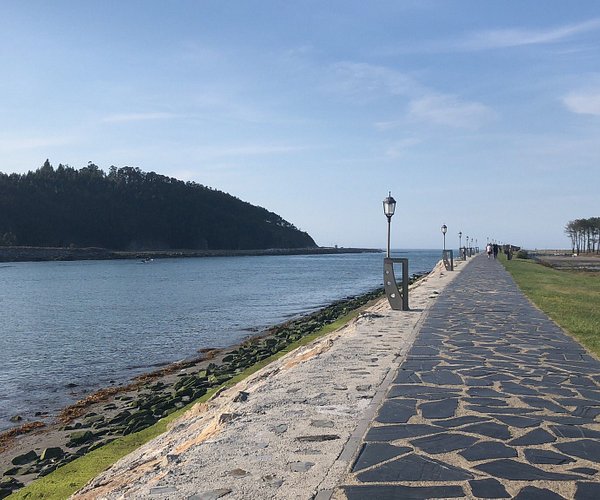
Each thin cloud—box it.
[328,62,421,99]
[457,18,600,50]
[0,136,74,151]
[379,17,600,54]
[409,94,494,129]
[563,89,600,116]
[102,112,179,123]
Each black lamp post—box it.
[458,231,462,254]
[441,224,447,251]
[383,192,396,258]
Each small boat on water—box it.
[140,258,154,263]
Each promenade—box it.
[337,255,600,499]
[70,255,600,499]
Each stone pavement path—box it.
[337,255,600,499]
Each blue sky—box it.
[1,1,599,249]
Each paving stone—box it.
[420,369,463,386]
[310,419,335,428]
[295,434,339,442]
[569,468,597,476]
[555,439,600,462]
[419,398,458,419]
[575,482,600,500]
[289,461,314,472]
[460,422,512,440]
[352,443,412,472]
[513,486,566,499]
[459,441,518,461]
[365,424,444,441]
[435,416,487,428]
[509,428,556,446]
[500,382,539,396]
[376,399,417,423]
[520,397,568,413]
[394,370,422,384]
[410,432,479,454]
[464,397,508,407]
[524,448,575,464]
[466,387,504,397]
[468,478,510,498]
[494,415,541,428]
[466,405,533,415]
[550,425,600,439]
[544,415,596,425]
[189,489,232,500]
[474,459,582,480]
[356,453,473,482]
[387,384,460,399]
[571,406,600,419]
[342,485,466,499]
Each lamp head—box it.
[383,192,396,218]
[441,224,447,235]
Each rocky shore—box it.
[0,246,380,263]
[1,282,414,498]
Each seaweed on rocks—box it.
[0,280,425,494]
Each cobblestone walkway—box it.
[338,255,600,499]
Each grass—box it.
[9,304,370,499]
[501,255,600,358]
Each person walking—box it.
[493,243,499,259]
[486,243,493,258]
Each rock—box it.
[2,467,21,476]
[262,475,284,487]
[271,424,288,434]
[233,391,249,403]
[9,415,23,423]
[290,461,314,472]
[66,430,95,447]
[11,450,39,465]
[296,434,340,442]
[226,468,249,477]
[188,489,232,500]
[40,447,64,461]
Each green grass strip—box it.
[501,256,600,358]
[10,305,368,499]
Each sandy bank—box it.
[73,259,465,499]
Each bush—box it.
[516,249,529,259]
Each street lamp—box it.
[441,224,447,251]
[383,192,396,258]
[458,231,462,259]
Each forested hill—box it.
[0,161,317,251]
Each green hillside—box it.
[0,161,316,251]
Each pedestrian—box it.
[486,243,492,258]
[493,243,499,259]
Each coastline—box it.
[0,285,392,496]
[71,259,465,499]
[0,246,381,263]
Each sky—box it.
[1,1,599,250]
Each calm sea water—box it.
[0,250,440,431]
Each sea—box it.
[0,249,441,432]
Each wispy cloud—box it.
[327,62,422,100]
[563,89,600,116]
[379,18,600,55]
[102,112,179,123]
[409,94,494,129]
[0,136,74,152]
[456,18,600,51]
